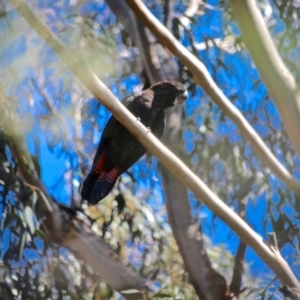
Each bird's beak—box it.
[174,90,188,105]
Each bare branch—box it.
[125,0,300,197]
[229,0,300,158]
[8,0,300,289]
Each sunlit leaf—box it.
[18,231,26,260]
[23,206,35,234]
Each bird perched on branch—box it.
[81,81,188,205]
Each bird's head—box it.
[149,81,188,108]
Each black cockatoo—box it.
[81,81,188,204]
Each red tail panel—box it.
[106,166,120,183]
[94,153,107,174]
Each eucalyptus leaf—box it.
[18,231,26,261]
[34,229,47,241]
[23,206,35,234]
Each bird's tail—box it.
[81,152,107,203]
[89,166,121,204]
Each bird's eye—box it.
[179,90,188,102]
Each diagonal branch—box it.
[8,0,300,289]
[125,0,300,197]
[229,0,300,159]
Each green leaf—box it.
[34,229,47,241]
[18,231,26,260]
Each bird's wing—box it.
[95,91,142,145]
[91,116,118,167]
[123,89,155,112]
[122,91,142,107]
[150,109,166,139]
[91,91,143,168]
[143,109,165,161]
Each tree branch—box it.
[229,0,300,159]
[8,0,300,290]
[125,0,300,197]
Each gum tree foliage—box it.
[0,0,300,299]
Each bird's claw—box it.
[136,117,141,122]
[146,127,151,133]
